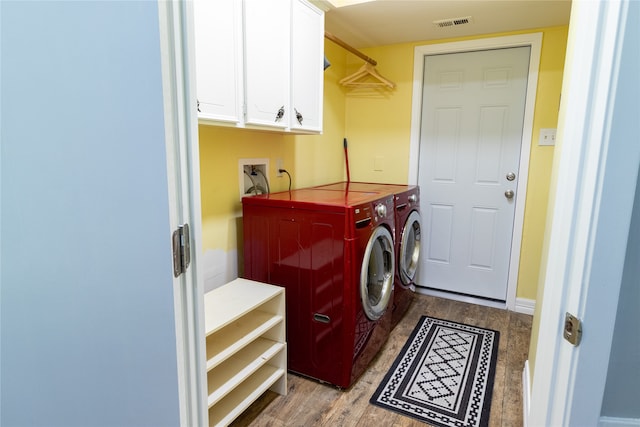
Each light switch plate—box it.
[539,128,557,146]
[374,156,384,171]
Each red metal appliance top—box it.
[310,181,417,195]
[241,188,390,212]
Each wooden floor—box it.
[230,292,533,427]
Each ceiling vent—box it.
[433,16,474,28]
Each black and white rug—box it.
[370,316,500,427]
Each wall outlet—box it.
[539,128,557,146]
[276,158,283,177]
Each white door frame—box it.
[408,33,542,311]
[529,1,638,425]
[158,1,207,426]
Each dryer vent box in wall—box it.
[239,158,269,200]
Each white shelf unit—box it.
[204,278,287,427]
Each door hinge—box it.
[172,223,191,278]
[563,312,582,346]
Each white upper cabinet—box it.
[243,0,291,129]
[290,0,324,133]
[193,0,324,134]
[193,0,243,124]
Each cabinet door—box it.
[244,0,290,129]
[193,0,242,123]
[290,0,324,133]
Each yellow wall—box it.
[199,26,568,300]
[199,127,289,255]
[344,26,568,299]
[288,40,349,188]
[517,27,568,300]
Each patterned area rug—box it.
[370,316,500,427]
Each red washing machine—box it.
[310,182,422,329]
[242,189,395,388]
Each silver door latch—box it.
[563,312,582,346]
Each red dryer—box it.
[242,189,395,388]
[310,182,422,329]
[390,185,421,328]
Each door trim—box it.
[408,33,542,311]
[158,1,207,425]
[530,1,637,424]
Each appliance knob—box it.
[375,203,387,218]
[408,194,418,203]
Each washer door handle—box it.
[313,313,330,324]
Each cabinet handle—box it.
[295,108,303,125]
[197,99,201,113]
[275,106,285,122]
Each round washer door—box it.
[360,226,395,321]
[400,210,422,285]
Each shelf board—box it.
[206,311,283,371]
[207,338,284,407]
[204,278,284,336]
[208,364,286,427]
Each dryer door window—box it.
[360,226,395,321]
[400,210,422,285]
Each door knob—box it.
[506,172,516,181]
[505,190,515,199]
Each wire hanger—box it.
[324,32,396,89]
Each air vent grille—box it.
[433,16,474,28]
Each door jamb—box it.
[158,1,207,426]
[408,33,543,311]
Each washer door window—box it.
[400,210,422,285]
[360,226,395,321]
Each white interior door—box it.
[417,47,530,301]
[529,1,639,424]
[2,1,202,425]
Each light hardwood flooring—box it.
[230,292,533,427]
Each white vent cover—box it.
[433,16,474,28]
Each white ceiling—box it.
[321,0,572,48]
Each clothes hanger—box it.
[339,63,396,88]
[325,32,396,89]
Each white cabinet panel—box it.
[244,0,290,128]
[192,0,324,133]
[290,0,324,132]
[193,0,242,123]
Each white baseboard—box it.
[414,287,536,315]
[599,416,640,427]
[414,287,507,309]
[515,297,535,315]
[522,360,531,427]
